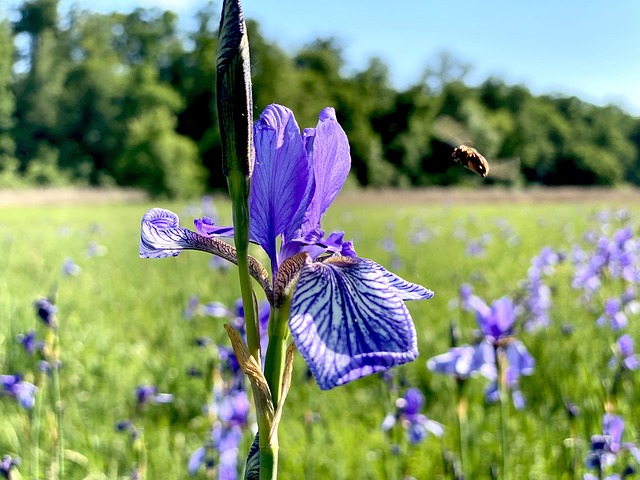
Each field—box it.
[1,187,639,479]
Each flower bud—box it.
[216,0,254,178]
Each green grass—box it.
[1,196,638,479]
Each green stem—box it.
[259,444,278,480]
[496,346,508,480]
[264,299,291,408]
[256,298,292,480]
[228,172,260,363]
[51,361,64,479]
[31,371,44,480]
[455,379,468,480]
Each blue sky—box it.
[3,0,640,115]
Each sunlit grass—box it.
[1,196,638,478]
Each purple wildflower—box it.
[15,331,43,355]
[200,301,232,318]
[0,455,20,479]
[134,385,173,407]
[1,375,37,409]
[598,298,628,331]
[33,298,57,329]
[426,343,494,380]
[470,295,516,342]
[140,104,433,390]
[585,414,640,475]
[467,295,535,408]
[62,257,81,276]
[184,295,200,319]
[85,241,107,258]
[115,420,140,442]
[465,239,485,257]
[381,388,444,445]
[611,335,639,371]
[190,390,249,477]
[459,283,473,311]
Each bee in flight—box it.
[451,145,489,178]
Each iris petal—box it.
[251,104,312,268]
[289,256,419,390]
[302,107,351,230]
[360,259,434,301]
[140,208,190,258]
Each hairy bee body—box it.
[452,145,489,178]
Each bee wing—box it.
[486,157,520,182]
[432,115,472,147]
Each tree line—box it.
[1,1,639,197]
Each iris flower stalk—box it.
[31,296,64,479]
[140,2,432,478]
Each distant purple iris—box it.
[521,247,559,331]
[426,343,494,380]
[15,331,44,355]
[62,257,81,276]
[134,385,173,407]
[34,298,57,329]
[585,414,640,476]
[597,298,628,331]
[140,104,433,390]
[0,454,20,478]
[610,335,639,371]
[189,387,250,477]
[467,295,535,409]
[1,374,37,409]
[381,388,444,444]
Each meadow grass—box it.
[1,194,638,479]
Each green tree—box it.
[114,65,205,197]
[0,20,20,187]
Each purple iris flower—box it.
[200,301,232,318]
[381,388,444,445]
[467,295,535,408]
[611,335,639,371]
[134,385,173,407]
[598,298,628,331]
[0,454,20,478]
[15,331,44,355]
[459,283,473,311]
[140,104,433,390]
[470,295,516,342]
[1,374,37,409]
[585,414,640,474]
[33,298,57,329]
[189,392,249,477]
[62,257,81,276]
[184,295,200,319]
[426,343,494,380]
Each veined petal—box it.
[140,208,190,258]
[289,256,419,390]
[302,107,351,230]
[251,104,312,267]
[360,259,434,301]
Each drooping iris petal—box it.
[250,104,312,268]
[361,259,434,301]
[140,208,191,258]
[302,107,351,231]
[289,256,420,390]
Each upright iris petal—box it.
[250,105,311,271]
[301,107,350,231]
